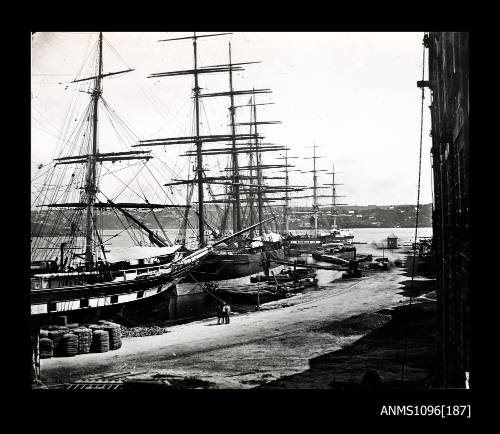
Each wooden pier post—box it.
[31,322,40,385]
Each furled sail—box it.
[106,245,181,263]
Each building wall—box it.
[427,32,469,387]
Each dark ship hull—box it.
[31,267,185,327]
[214,275,318,303]
[311,251,355,264]
[284,232,354,255]
[175,247,285,295]
[285,238,322,254]
[187,248,284,281]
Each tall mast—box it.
[275,151,301,234]
[253,94,264,236]
[284,147,290,233]
[228,42,241,233]
[332,163,337,228]
[37,32,135,267]
[193,33,205,246]
[233,99,280,237]
[248,107,255,238]
[313,143,318,238]
[141,32,271,245]
[175,183,194,248]
[323,164,346,228]
[84,32,103,270]
[139,34,291,245]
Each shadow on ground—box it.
[398,279,436,298]
[257,300,438,389]
[255,255,439,389]
[401,253,436,279]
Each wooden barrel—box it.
[72,327,92,354]
[39,338,53,359]
[59,333,78,357]
[48,329,66,355]
[90,330,109,353]
[100,323,122,350]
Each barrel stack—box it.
[39,322,122,359]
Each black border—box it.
[13,20,480,424]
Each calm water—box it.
[33,227,432,326]
[35,227,432,254]
[98,227,432,251]
[350,227,432,244]
[159,227,432,326]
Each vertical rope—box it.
[401,34,427,383]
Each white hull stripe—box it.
[31,283,172,315]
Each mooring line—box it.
[401,34,427,383]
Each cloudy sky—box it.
[31,32,432,207]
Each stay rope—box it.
[401,34,427,383]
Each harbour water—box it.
[98,226,433,251]
[108,227,432,326]
[32,227,432,327]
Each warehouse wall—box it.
[427,32,469,388]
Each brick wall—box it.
[427,32,469,388]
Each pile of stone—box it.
[120,325,169,338]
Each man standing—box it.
[223,302,231,324]
[216,304,223,325]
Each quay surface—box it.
[40,254,436,388]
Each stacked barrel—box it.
[39,321,122,359]
[72,327,92,354]
[39,329,53,359]
[101,323,122,350]
[90,329,110,353]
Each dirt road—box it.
[41,266,428,388]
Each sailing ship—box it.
[134,32,302,293]
[282,144,354,254]
[320,163,355,245]
[30,32,270,324]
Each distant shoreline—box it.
[31,226,433,237]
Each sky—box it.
[31,32,433,207]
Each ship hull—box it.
[189,252,266,281]
[31,272,180,327]
[322,235,354,245]
[285,239,322,254]
[214,276,318,303]
[175,248,285,295]
[284,233,354,254]
[311,252,354,265]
